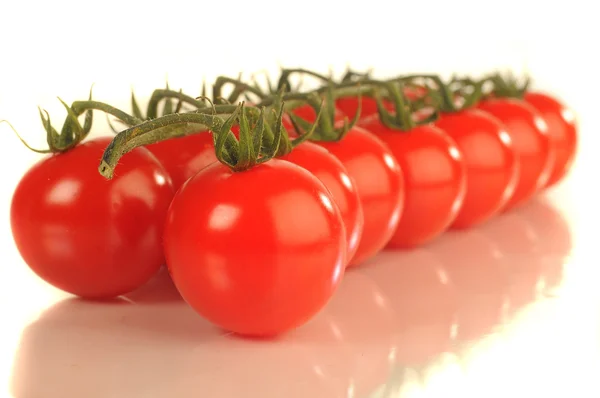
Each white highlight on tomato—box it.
[47,178,81,205]
[208,204,241,231]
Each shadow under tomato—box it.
[122,266,183,304]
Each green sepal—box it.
[235,103,257,171]
[213,108,241,168]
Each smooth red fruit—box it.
[280,142,363,265]
[10,137,175,299]
[163,160,346,337]
[435,109,520,228]
[523,92,578,188]
[359,119,467,248]
[316,127,404,266]
[145,131,214,191]
[476,98,555,209]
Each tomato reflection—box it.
[481,198,571,316]
[428,229,511,345]
[362,250,458,365]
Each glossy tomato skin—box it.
[523,92,578,188]
[10,137,175,299]
[359,119,467,248]
[316,127,404,266]
[280,142,364,265]
[144,131,216,191]
[163,160,346,337]
[476,98,555,209]
[434,109,520,229]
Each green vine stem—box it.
[71,100,142,125]
[146,89,206,120]
[97,97,305,177]
[99,111,235,178]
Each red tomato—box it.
[434,109,520,228]
[316,127,404,266]
[523,92,578,188]
[359,119,467,248]
[280,142,364,265]
[145,131,214,191]
[476,98,555,209]
[163,159,346,336]
[10,136,175,299]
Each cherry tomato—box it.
[144,131,214,191]
[280,142,364,265]
[434,109,519,228]
[523,92,578,188]
[476,98,555,209]
[359,119,466,248]
[316,126,404,266]
[163,159,346,336]
[10,136,175,299]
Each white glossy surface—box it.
[1,149,599,398]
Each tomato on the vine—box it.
[316,126,404,266]
[523,92,577,188]
[476,98,555,209]
[10,136,175,299]
[434,108,519,228]
[359,118,466,248]
[163,159,346,337]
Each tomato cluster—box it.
[8,70,577,337]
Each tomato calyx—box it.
[3,86,99,154]
[485,72,530,99]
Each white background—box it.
[1,0,598,292]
